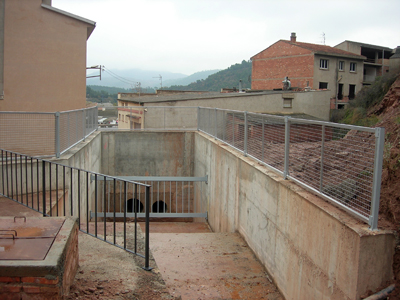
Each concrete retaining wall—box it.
[100,131,194,177]
[144,90,331,121]
[194,131,394,300]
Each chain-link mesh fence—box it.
[0,112,56,157]
[59,107,97,155]
[198,107,384,228]
[0,107,98,158]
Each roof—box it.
[282,40,365,59]
[41,4,96,38]
[335,40,393,52]
[251,39,365,60]
[118,90,305,104]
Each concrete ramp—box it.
[144,222,283,300]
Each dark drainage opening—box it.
[152,201,167,213]
[126,198,143,213]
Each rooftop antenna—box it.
[153,74,162,90]
[321,32,326,45]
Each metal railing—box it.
[0,107,98,158]
[0,105,386,229]
[198,107,385,230]
[89,176,208,219]
[0,148,152,270]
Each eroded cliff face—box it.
[369,75,400,299]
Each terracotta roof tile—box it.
[282,40,365,59]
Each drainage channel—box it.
[141,222,284,300]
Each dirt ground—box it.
[66,224,179,300]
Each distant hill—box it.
[88,85,133,94]
[86,68,187,89]
[163,69,220,87]
[164,60,252,92]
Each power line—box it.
[102,67,138,86]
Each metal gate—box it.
[90,175,208,219]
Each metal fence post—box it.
[95,107,98,131]
[283,116,290,179]
[42,160,46,217]
[369,127,385,230]
[319,125,325,191]
[55,112,60,158]
[143,185,152,271]
[83,109,86,141]
[244,111,248,156]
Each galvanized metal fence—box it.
[0,107,98,158]
[198,107,385,230]
[0,105,386,229]
[0,148,152,269]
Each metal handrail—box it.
[0,148,152,270]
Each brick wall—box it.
[0,221,79,300]
[251,41,314,90]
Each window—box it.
[339,61,344,71]
[283,98,292,108]
[319,82,328,89]
[337,83,343,100]
[349,84,356,100]
[350,62,356,72]
[320,59,329,69]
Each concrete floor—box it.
[142,222,283,300]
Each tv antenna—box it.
[321,32,326,45]
[153,74,162,90]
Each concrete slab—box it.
[140,221,212,234]
[148,224,283,300]
[0,197,41,217]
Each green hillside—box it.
[165,60,252,91]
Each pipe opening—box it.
[152,201,167,213]
[126,198,143,213]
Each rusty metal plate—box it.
[0,217,65,260]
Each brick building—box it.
[251,33,366,108]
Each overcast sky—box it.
[53,0,400,75]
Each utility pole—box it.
[86,65,102,80]
[135,82,142,96]
[153,74,162,90]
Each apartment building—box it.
[0,0,95,112]
[251,33,366,109]
[335,40,393,85]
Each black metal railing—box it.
[0,148,152,270]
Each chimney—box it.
[290,32,296,43]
